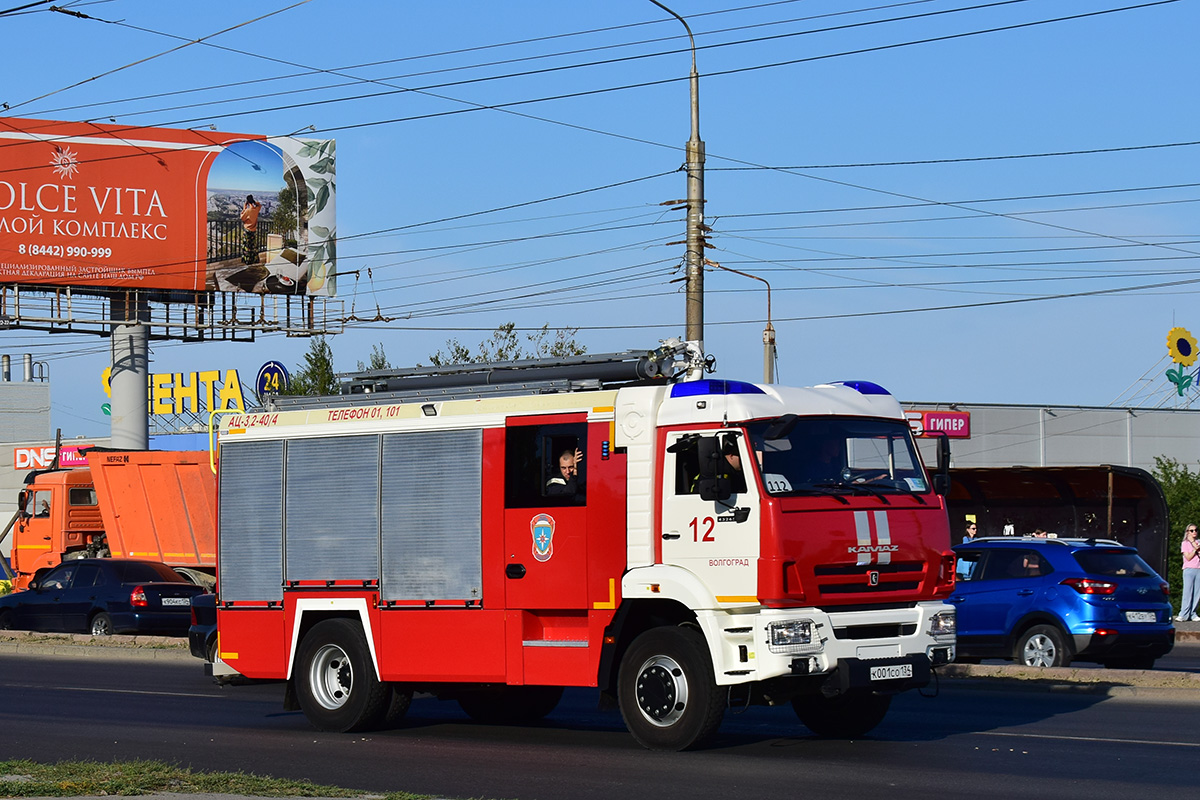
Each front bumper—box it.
[704,600,955,686]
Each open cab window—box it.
[504,423,587,508]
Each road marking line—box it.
[986,731,1200,748]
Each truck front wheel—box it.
[294,619,388,732]
[792,690,891,738]
[617,626,724,751]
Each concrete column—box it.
[109,297,149,450]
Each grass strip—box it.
[0,759,433,800]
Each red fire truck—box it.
[212,343,956,750]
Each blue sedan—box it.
[0,558,206,636]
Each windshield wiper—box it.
[845,483,891,504]
[800,484,851,504]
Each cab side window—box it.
[671,432,747,496]
[505,423,587,507]
[27,490,51,517]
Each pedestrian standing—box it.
[240,195,262,265]
[963,520,978,544]
[1177,523,1200,622]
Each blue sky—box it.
[207,140,286,195]
[2,0,1199,437]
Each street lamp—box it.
[648,0,706,350]
[707,260,777,383]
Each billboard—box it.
[0,117,336,296]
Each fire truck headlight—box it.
[929,610,956,638]
[767,620,819,654]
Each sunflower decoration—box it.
[1166,327,1199,395]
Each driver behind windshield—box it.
[797,435,844,485]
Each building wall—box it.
[0,382,50,443]
[908,402,1200,472]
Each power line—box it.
[30,0,938,121]
[3,2,315,114]
[708,139,1200,169]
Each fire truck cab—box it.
[213,344,956,750]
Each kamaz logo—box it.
[852,510,895,565]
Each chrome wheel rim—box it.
[309,643,353,710]
[90,616,110,636]
[1022,634,1056,667]
[635,654,689,727]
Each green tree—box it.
[356,342,391,372]
[287,336,338,395]
[1151,455,1200,612]
[428,323,585,365]
[273,182,300,246]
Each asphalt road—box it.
[0,652,1197,800]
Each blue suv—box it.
[952,537,1174,669]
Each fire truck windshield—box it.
[746,417,928,497]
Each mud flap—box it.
[821,656,931,697]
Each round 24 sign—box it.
[255,361,290,403]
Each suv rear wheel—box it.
[1015,624,1072,667]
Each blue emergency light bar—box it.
[834,380,891,396]
[670,379,765,398]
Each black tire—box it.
[617,626,724,751]
[384,686,414,726]
[206,637,218,664]
[0,609,12,630]
[1102,656,1156,670]
[89,612,113,637]
[457,685,563,723]
[792,691,892,738]
[294,619,389,732]
[1015,624,1072,667]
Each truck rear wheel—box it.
[792,690,891,738]
[294,619,388,732]
[457,685,563,723]
[617,626,724,751]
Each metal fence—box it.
[207,214,289,263]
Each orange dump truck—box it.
[0,450,217,590]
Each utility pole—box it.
[649,1,705,349]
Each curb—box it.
[0,629,193,661]
[939,662,1200,691]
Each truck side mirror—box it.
[696,436,720,480]
[17,490,28,518]
[933,433,952,496]
[698,476,732,503]
[696,436,733,502]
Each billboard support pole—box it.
[109,295,149,450]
